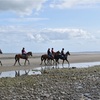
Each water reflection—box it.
[0,69,41,78]
[0,62,100,78]
[15,70,30,77]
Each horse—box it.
[40,54,54,65]
[14,52,32,66]
[55,51,70,67]
[40,51,60,65]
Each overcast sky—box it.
[0,0,100,53]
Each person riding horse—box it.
[51,48,55,57]
[22,47,27,57]
[47,48,52,58]
[14,51,32,66]
[61,48,65,58]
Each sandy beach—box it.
[0,52,100,72]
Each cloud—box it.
[0,0,100,16]
[0,18,49,24]
[0,25,95,43]
[50,0,100,9]
[0,25,97,53]
[0,0,47,16]
[27,33,49,42]
[27,28,95,42]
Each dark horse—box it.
[14,52,32,66]
[40,51,60,65]
[55,51,70,67]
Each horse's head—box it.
[27,52,32,56]
[30,52,32,56]
[66,51,70,56]
[56,51,61,54]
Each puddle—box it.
[0,62,100,78]
[0,69,41,78]
[68,62,100,68]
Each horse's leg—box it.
[57,59,59,64]
[47,59,50,65]
[54,59,59,68]
[56,59,59,65]
[14,59,17,66]
[62,60,64,67]
[52,59,54,66]
[27,59,30,65]
[44,59,47,65]
[66,59,70,68]
[24,59,30,65]
[55,59,57,66]
[40,56,44,65]
[18,59,21,66]
[44,59,46,65]
[47,59,51,65]
[47,59,49,64]
[50,59,52,65]
[24,59,26,65]
[40,60,43,65]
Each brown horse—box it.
[40,54,54,65]
[40,51,60,65]
[14,52,32,66]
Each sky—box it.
[0,0,100,53]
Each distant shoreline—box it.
[2,50,100,53]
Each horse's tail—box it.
[15,55,18,60]
[41,55,44,61]
[40,55,44,65]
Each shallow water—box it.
[1,61,100,78]
[68,61,100,68]
[0,69,41,78]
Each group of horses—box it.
[40,51,70,67]
[0,51,70,67]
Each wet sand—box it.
[0,52,100,72]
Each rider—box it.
[51,48,55,55]
[22,47,27,56]
[47,48,52,57]
[61,48,65,58]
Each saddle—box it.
[60,55,66,59]
[48,55,53,59]
[22,54,27,58]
